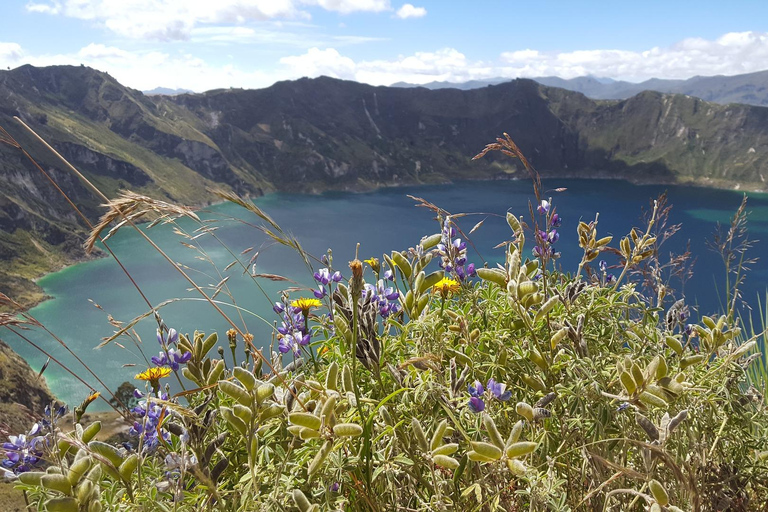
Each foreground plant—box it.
[2,132,767,511]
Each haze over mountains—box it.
[393,69,768,107]
[2,64,768,306]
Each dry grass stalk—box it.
[85,191,199,253]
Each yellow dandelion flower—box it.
[432,277,461,297]
[291,297,323,314]
[135,367,172,382]
[364,257,380,272]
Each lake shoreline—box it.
[17,171,767,315]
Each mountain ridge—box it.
[393,69,768,107]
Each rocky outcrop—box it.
[0,338,57,435]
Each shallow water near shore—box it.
[6,178,768,410]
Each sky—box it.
[2,1,768,92]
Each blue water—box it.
[5,179,768,410]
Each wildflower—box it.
[363,279,401,318]
[152,348,192,371]
[2,423,47,475]
[157,327,179,346]
[486,378,512,401]
[129,391,171,451]
[279,331,309,355]
[313,268,343,285]
[617,402,631,412]
[436,216,476,282]
[467,378,512,413]
[550,213,562,228]
[383,269,394,281]
[468,396,485,414]
[537,200,550,215]
[73,391,101,423]
[313,285,327,299]
[41,404,67,428]
[330,482,340,493]
[291,297,323,314]
[433,277,460,297]
[468,380,484,397]
[272,302,285,314]
[364,257,380,273]
[136,367,172,392]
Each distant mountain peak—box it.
[143,87,194,96]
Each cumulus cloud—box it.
[278,31,768,87]
[307,0,390,14]
[0,43,24,66]
[499,32,768,81]
[7,31,768,93]
[280,47,476,85]
[395,4,426,19]
[2,43,280,91]
[280,48,356,79]
[25,0,391,40]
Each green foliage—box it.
[7,138,768,511]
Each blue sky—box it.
[2,0,768,92]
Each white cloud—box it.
[25,0,391,40]
[499,31,768,81]
[4,43,279,91]
[306,0,390,14]
[280,47,356,79]
[395,4,426,19]
[280,31,768,88]
[0,43,24,66]
[7,31,768,93]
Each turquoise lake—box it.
[5,179,768,410]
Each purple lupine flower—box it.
[314,268,331,285]
[383,269,394,281]
[330,482,340,493]
[486,378,512,401]
[599,260,607,272]
[537,200,550,215]
[468,380,484,397]
[684,323,694,337]
[273,302,285,314]
[468,396,485,414]
[617,402,631,412]
[2,425,48,475]
[547,230,559,244]
[129,392,171,451]
[152,348,191,370]
[533,246,544,258]
[606,274,615,284]
[157,328,178,346]
[466,263,476,277]
[313,286,327,299]
[550,213,562,228]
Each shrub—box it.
[3,133,767,511]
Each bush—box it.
[3,135,768,511]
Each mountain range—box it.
[2,64,768,306]
[393,69,768,107]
